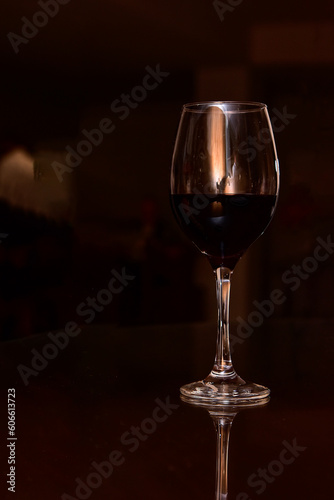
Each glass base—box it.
[180,373,270,407]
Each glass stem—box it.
[212,267,236,378]
[214,414,235,499]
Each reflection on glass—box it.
[181,396,269,499]
[210,408,237,500]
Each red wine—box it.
[171,194,276,269]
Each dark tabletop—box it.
[0,319,333,500]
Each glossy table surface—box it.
[0,319,333,500]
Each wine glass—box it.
[170,101,279,406]
[181,395,269,498]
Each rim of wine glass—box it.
[183,101,267,114]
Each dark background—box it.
[0,3,333,500]
[0,0,333,337]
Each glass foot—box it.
[180,373,270,407]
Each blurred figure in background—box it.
[0,144,74,340]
